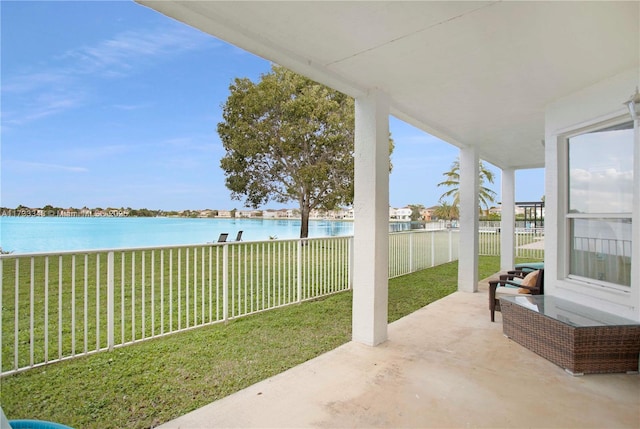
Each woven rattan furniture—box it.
[489,269,544,322]
[500,295,640,375]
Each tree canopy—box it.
[408,204,425,221]
[433,201,459,221]
[437,158,497,215]
[218,65,392,238]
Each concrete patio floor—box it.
[158,278,640,429]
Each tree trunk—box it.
[300,201,310,239]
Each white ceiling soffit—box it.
[137,1,639,170]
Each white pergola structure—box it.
[138,1,640,344]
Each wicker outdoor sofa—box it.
[488,267,640,375]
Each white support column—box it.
[500,168,516,271]
[352,90,389,346]
[458,147,479,292]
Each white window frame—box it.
[562,116,634,292]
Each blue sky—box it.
[1,1,544,212]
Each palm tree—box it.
[433,200,459,221]
[408,204,425,221]
[437,158,497,215]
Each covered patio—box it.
[134,1,640,426]
[137,1,639,336]
[157,277,639,428]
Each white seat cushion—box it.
[495,286,521,296]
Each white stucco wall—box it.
[544,68,640,320]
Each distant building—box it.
[313,208,352,219]
[58,208,78,217]
[236,210,261,218]
[421,207,436,221]
[488,206,502,216]
[262,209,279,219]
[390,206,412,220]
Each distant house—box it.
[58,208,78,217]
[217,210,233,218]
[310,209,329,219]
[236,210,261,218]
[421,207,436,221]
[328,208,350,219]
[262,210,279,219]
[488,206,502,216]
[309,208,351,219]
[390,206,411,220]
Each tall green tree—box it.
[408,204,425,221]
[433,201,459,221]
[437,158,497,215]
[218,65,393,238]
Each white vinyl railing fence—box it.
[1,227,542,376]
[478,227,545,260]
[388,229,459,278]
[0,237,351,376]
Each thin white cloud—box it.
[3,24,217,124]
[1,71,71,94]
[63,26,214,77]
[5,160,89,173]
[4,93,86,125]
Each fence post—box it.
[348,236,354,290]
[431,231,435,268]
[107,251,114,351]
[448,229,453,262]
[409,232,414,274]
[222,244,229,322]
[297,240,303,302]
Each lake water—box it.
[0,216,404,254]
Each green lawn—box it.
[1,240,351,373]
[0,256,501,429]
